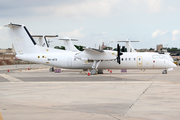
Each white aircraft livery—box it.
[5,23,176,74]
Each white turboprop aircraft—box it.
[118,39,174,62]
[5,23,176,74]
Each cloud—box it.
[1,0,179,19]
[0,26,12,48]
[92,32,107,37]
[34,0,119,19]
[152,29,168,38]
[59,27,84,38]
[145,0,162,13]
[172,29,180,41]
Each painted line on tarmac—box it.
[0,74,23,82]
[5,81,168,84]
[0,112,3,120]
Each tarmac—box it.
[0,64,180,120]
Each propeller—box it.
[117,44,123,64]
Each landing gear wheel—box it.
[49,67,55,72]
[49,68,52,72]
[162,70,167,74]
[98,69,103,74]
[91,68,97,75]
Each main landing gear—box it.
[91,60,101,75]
[49,67,54,72]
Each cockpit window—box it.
[159,55,165,59]
[153,55,163,59]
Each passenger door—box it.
[67,57,72,67]
[137,56,143,67]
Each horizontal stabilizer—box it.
[4,23,22,27]
[59,39,78,41]
[117,41,139,42]
[32,35,58,38]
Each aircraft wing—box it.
[75,48,116,61]
[83,48,104,53]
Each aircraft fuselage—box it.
[16,50,175,70]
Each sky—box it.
[0,0,180,50]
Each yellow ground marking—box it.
[0,112,3,120]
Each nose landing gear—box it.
[162,69,167,74]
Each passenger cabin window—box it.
[129,58,131,61]
[134,58,136,61]
[125,58,127,61]
[122,58,124,61]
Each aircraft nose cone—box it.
[169,61,177,68]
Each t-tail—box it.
[5,23,41,55]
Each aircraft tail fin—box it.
[59,37,79,52]
[5,23,41,54]
[32,35,58,48]
[117,39,139,52]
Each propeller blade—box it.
[117,44,123,64]
[117,44,120,64]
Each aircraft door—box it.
[67,57,72,67]
[137,56,143,67]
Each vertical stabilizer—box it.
[117,39,139,52]
[126,39,137,52]
[59,37,79,52]
[5,23,41,54]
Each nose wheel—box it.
[162,69,167,74]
